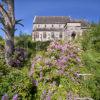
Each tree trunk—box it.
[0,0,23,66]
[5,33,14,65]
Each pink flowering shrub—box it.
[29,41,88,99]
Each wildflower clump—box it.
[29,41,88,99]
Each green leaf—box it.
[15,19,24,27]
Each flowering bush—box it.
[29,41,89,99]
[8,47,28,67]
[0,69,34,100]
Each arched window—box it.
[71,31,76,39]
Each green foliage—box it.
[82,23,100,100]
[0,39,9,77]
[15,32,50,58]
[0,25,100,100]
[81,30,92,51]
[82,24,100,52]
[0,33,51,99]
[0,68,34,99]
[0,36,4,46]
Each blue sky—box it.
[0,0,100,37]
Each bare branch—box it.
[0,3,12,27]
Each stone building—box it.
[32,16,88,41]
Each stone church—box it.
[32,16,89,41]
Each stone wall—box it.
[32,23,83,41]
[32,31,65,41]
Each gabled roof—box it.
[69,19,90,27]
[33,16,90,27]
[33,16,71,24]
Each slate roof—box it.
[33,16,71,24]
[33,16,90,27]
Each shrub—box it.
[81,23,100,100]
[29,40,89,99]
[8,47,28,67]
[0,69,34,100]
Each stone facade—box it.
[32,16,88,41]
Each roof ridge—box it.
[34,16,71,24]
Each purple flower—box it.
[32,79,38,86]
[40,72,43,79]
[76,57,81,63]
[74,72,80,78]
[61,46,67,52]
[58,70,64,75]
[40,66,42,71]
[69,53,75,58]
[2,94,8,100]
[35,55,42,62]
[41,90,47,99]
[12,94,18,100]
[45,58,51,66]
[46,90,52,100]
[32,63,35,68]
[57,56,68,67]
[29,62,35,77]
[62,56,68,62]
[66,91,73,100]
[70,77,76,82]
[43,90,46,95]
[57,60,64,67]
[46,95,51,100]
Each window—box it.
[59,24,61,28]
[43,32,46,38]
[38,24,40,28]
[34,25,37,29]
[59,32,62,38]
[34,33,39,38]
[44,24,46,28]
[71,32,76,39]
[51,32,54,38]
